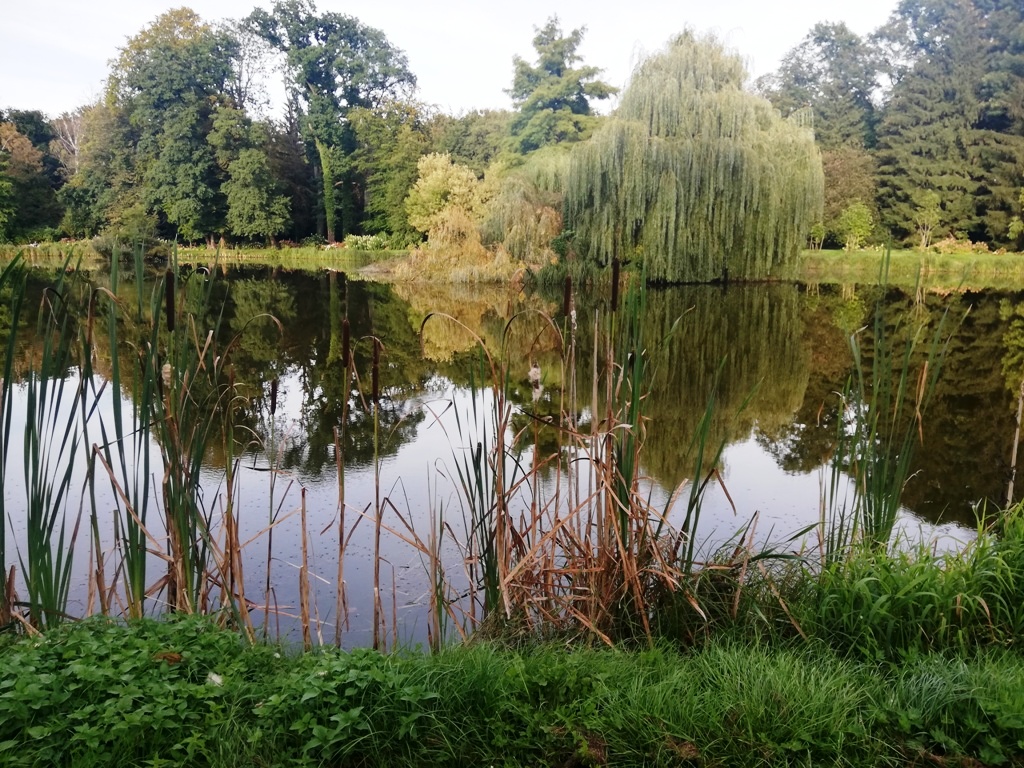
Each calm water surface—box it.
[3,265,1019,644]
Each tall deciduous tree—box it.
[350,101,431,241]
[49,108,86,181]
[404,153,483,235]
[565,33,823,283]
[223,148,291,243]
[208,105,291,244]
[755,22,880,149]
[248,0,415,242]
[58,102,142,239]
[265,98,317,241]
[0,122,60,241]
[507,17,617,154]
[108,8,237,244]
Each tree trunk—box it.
[316,139,336,243]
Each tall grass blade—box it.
[0,256,25,626]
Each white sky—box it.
[1,0,899,119]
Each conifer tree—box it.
[508,17,617,154]
[875,0,1024,244]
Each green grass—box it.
[0,242,405,275]
[797,506,1024,661]
[799,247,1024,290]
[174,245,407,271]
[1,616,1022,767]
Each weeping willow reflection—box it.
[634,285,810,488]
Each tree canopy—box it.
[874,0,1024,244]
[565,33,823,282]
[2,1,1024,261]
[248,0,415,242]
[507,17,617,154]
[758,0,1024,249]
[754,22,879,149]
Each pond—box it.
[1,262,1019,646]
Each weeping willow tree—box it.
[481,147,569,264]
[566,32,823,282]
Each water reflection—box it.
[4,264,1023,641]
[4,267,1021,526]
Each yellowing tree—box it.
[404,153,484,234]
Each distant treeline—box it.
[754,0,1024,251]
[0,0,1021,261]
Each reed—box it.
[89,246,158,619]
[0,257,24,627]
[415,268,750,645]
[20,263,85,628]
[823,257,958,558]
[0,245,286,635]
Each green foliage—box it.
[507,17,617,154]
[480,147,569,264]
[18,265,83,629]
[821,145,878,247]
[223,148,291,241]
[808,221,826,250]
[207,106,292,243]
[805,505,1024,659]
[875,0,1024,246]
[566,32,823,283]
[913,189,942,249]
[1010,217,1024,243]
[429,110,513,176]
[248,0,416,242]
[108,8,237,244]
[837,201,875,249]
[350,101,432,240]
[0,616,284,766]
[1008,189,1024,245]
[755,22,880,149]
[57,103,138,240]
[404,153,484,234]
[0,163,13,242]
[0,122,61,243]
[3,619,1024,767]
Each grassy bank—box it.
[6,242,1024,291]
[798,248,1024,291]
[0,243,404,274]
[1,616,1022,768]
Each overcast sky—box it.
[1,0,899,119]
